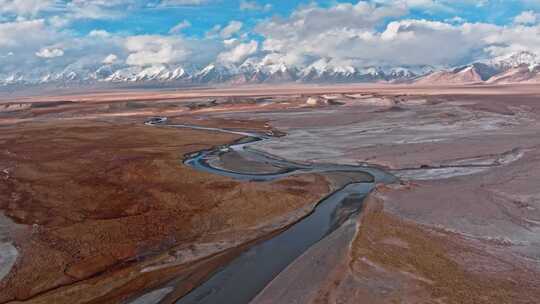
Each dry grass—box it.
[349,192,540,304]
[0,119,328,302]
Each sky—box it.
[1,0,540,77]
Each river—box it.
[143,117,395,304]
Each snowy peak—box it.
[4,51,540,87]
[416,64,489,85]
[0,61,433,86]
[194,63,237,83]
[452,63,499,81]
[490,51,540,71]
[487,65,540,84]
[102,65,192,83]
[297,61,432,83]
[415,55,532,85]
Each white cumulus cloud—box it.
[35,47,64,58]
[2,0,540,82]
[103,54,118,64]
[125,35,190,66]
[220,20,243,38]
[218,40,258,63]
[514,11,538,25]
[169,20,191,34]
[0,0,54,17]
[159,0,214,6]
[253,1,530,67]
[240,1,272,11]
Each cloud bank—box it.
[0,0,540,79]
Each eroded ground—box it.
[0,115,329,303]
[203,85,540,304]
[1,84,540,303]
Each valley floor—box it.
[1,84,540,303]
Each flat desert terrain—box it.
[1,84,540,304]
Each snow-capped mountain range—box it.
[416,51,540,85]
[2,51,540,87]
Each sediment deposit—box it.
[1,84,540,303]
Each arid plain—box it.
[1,84,540,304]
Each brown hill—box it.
[487,65,540,84]
[415,63,498,85]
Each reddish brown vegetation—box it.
[0,119,328,303]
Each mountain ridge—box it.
[2,51,539,87]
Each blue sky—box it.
[1,0,540,77]
[68,1,314,37]
[65,0,536,37]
